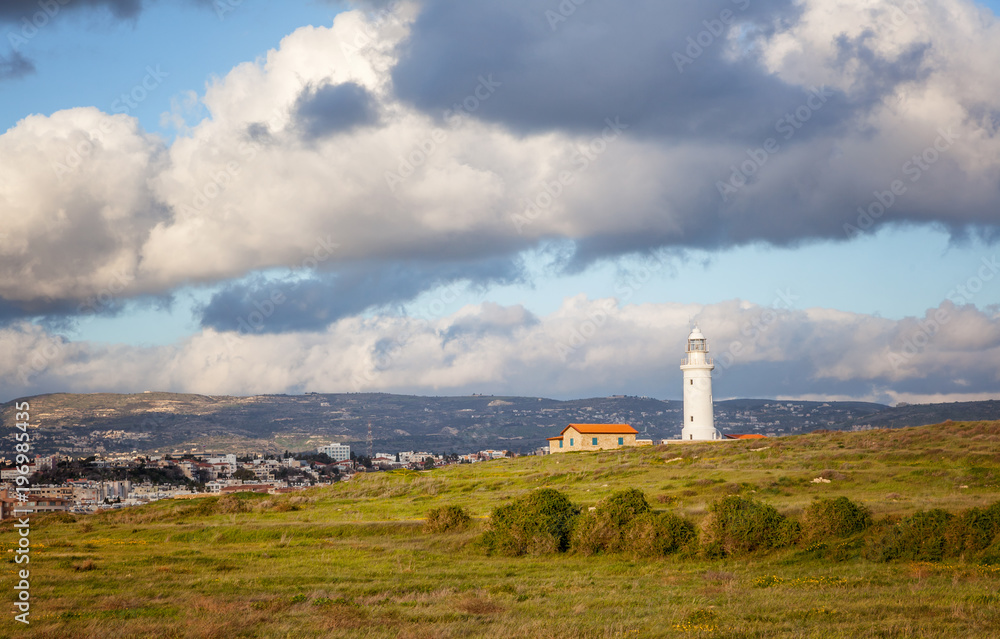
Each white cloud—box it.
[0,108,166,303]
[4,297,998,403]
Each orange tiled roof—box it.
[724,433,767,440]
[561,423,637,435]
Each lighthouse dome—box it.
[687,326,705,341]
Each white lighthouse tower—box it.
[681,326,720,441]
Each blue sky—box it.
[1,0,999,403]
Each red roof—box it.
[559,423,637,436]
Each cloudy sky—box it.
[1,0,999,405]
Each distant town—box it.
[0,443,520,519]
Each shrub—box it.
[865,509,954,562]
[571,510,619,555]
[480,489,579,556]
[571,489,697,557]
[424,505,472,533]
[601,488,652,525]
[624,511,697,557]
[571,488,651,555]
[804,497,872,540]
[704,496,801,556]
[944,501,1000,558]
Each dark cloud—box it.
[0,293,175,333]
[390,0,853,145]
[0,0,222,26]
[197,257,526,334]
[380,0,970,273]
[0,298,84,325]
[833,33,932,105]
[0,50,34,80]
[0,0,144,21]
[295,82,379,138]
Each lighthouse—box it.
[681,326,720,441]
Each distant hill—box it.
[1,391,996,456]
[839,399,1000,429]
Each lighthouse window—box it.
[690,416,694,422]
[690,379,693,385]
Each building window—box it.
[618,437,623,445]
[570,438,574,446]
[592,437,598,446]
[690,416,694,422]
[690,379,693,385]
[559,440,563,448]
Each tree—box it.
[233,468,256,481]
[422,457,435,470]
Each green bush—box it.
[424,505,472,533]
[865,509,954,562]
[571,488,651,555]
[804,497,872,540]
[570,510,619,555]
[866,500,1000,563]
[480,489,580,556]
[944,501,1000,558]
[624,511,697,557]
[571,488,696,557]
[600,488,652,527]
[704,496,801,556]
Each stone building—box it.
[547,423,639,453]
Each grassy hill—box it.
[4,421,1000,637]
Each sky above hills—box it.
[1,0,999,404]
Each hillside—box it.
[0,392,895,456]
[842,399,1000,429]
[3,391,998,457]
[4,421,1000,637]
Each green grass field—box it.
[4,421,1000,638]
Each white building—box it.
[680,326,720,441]
[206,454,237,475]
[398,451,436,464]
[318,443,351,462]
